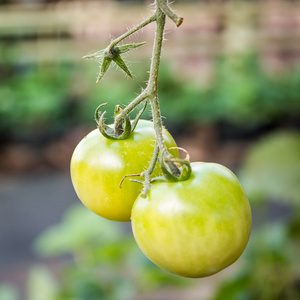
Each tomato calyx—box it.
[96,104,131,140]
[83,42,146,82]
[119,147,192,194]
[160,147,192,182]
[95,100,148,140]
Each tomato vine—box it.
[72,1,252,277]
[83,0,188,195]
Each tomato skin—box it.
[70,120,178,222]
[131,162,252,278]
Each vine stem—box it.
[147,7,166,154]
[141,142,160,196]
[140,2,181,195]
[108,14,157,52]
[115,1,183,119]
[95,0,183,194]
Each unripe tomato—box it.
[131,162,252,278]
[70,120,178,222]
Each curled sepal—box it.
[131,100,148,131]
[150,176,167,184]
[94,103,108,124]
[95,104,132,140]
[160,147,192,182]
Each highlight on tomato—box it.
[131,162,252,278]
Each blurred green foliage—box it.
[0,204,189,300]
[240,131,300,204]
[159,54,300,128]
[0,284,19,300]
[0,64,73,137]
[24,205,188,300]
[212,222,300,300]
[1,53,300,140]
[211,131,300,300]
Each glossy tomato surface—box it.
[70,120,178,222]
[131,162,252,278]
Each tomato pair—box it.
[71,120,251,278]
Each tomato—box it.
[70,120,178,222]
[131,162,252,278]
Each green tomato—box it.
[70,120,178,222]
[131,162,252,278]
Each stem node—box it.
[157,0,183,27]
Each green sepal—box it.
[97,104,132,140]
[94,102,148,140]
[113,54,133,79]
[150,176,168,184]
[160,149,192,182]
[82,49,105,62]
[96,57,113,83]
[117,42,146,54]
[83,42,145,82]
[94,103,108,124]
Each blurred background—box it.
[0,0,300,299]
